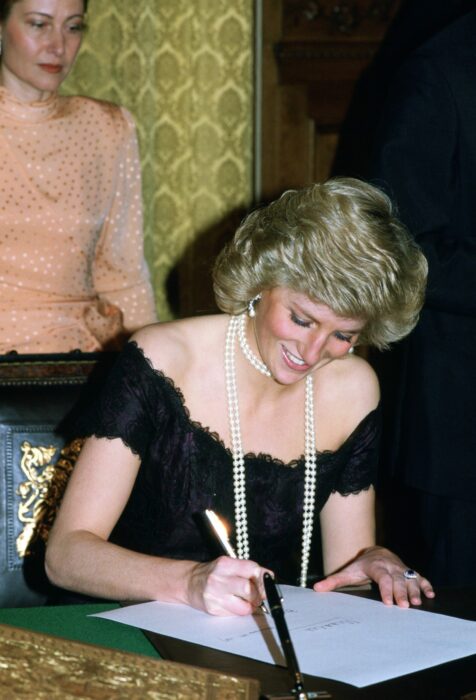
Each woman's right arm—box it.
[45,435,265,615]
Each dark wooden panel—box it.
[260,0,402,198]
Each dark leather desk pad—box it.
[142,587,476,700]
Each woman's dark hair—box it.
[0,0,88,23]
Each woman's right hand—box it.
[186,556,268,616]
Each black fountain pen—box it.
[263,573,331,700]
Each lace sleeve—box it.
[75,342,157,459]
[333,406,381,496]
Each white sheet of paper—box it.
[92,586,476,687]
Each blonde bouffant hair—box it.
[213,177,428,350]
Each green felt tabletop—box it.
[0,603,159,658]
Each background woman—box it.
[0,0,156,353]
[46,177,434,615]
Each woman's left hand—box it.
[313,546,435,608]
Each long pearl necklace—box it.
[237,314,271,377]
[225,314,317,587]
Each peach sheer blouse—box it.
[0,87,157,353]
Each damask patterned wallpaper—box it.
[63,0,254,318]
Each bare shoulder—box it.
[130,315,228,382]
[315,353,380,447]
[333,353,380,407]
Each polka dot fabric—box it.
[0,87,157,354]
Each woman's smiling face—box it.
[251,288,365,383]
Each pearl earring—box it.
[247,293,262,318]
[348,346,354,354]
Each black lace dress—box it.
[76,341,380,585]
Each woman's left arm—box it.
[93,107,157,331]
[316,488,435,607]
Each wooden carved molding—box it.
[277,43,379,62]
[283,0,400,37]
[277,0,403,85]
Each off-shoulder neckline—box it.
[125,340,379,469]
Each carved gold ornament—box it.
[16,438,84,558]
[0,624,260,699]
